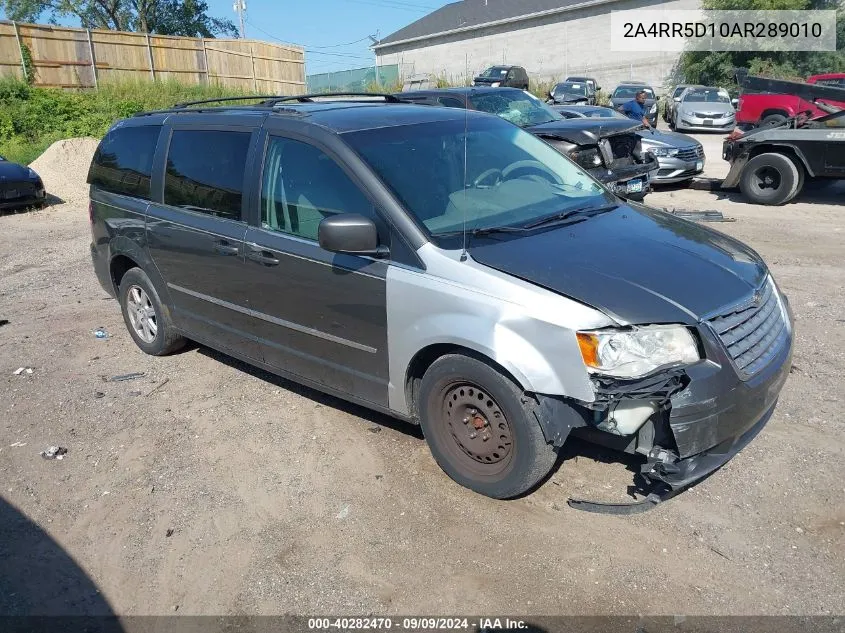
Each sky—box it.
[0,0,456,75]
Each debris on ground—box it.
[368,426,382,434]
[12,367,33,376]
[93,327,110,340]
[129,391,143,397]
[94,391,105,399]
[10,441,27,447]
[146,378,170,397]
[665,208,735,223]
[40,446,68,460]
[336,505,350,520]
[107,372,146,383]
[0,319,9,328]
[166,528,175,537]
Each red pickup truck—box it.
[736,73,845,126]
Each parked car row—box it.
[87,92,795,510]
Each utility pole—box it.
[368,31,380,87]
[233,0,246,39]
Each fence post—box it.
[201,38,210,84]
[249,42,257,92]
[87,29,98,89]
[12,21,28,82]
[146,33,156,81]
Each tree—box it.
[0,0,238,37]
[674,0,845,88]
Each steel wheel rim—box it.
[440,382,514,477]
[126,285,157,343]
[752,166,782,192]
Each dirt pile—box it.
[30,137,99,205]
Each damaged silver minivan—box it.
[89,95,794,512]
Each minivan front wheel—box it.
[118,268,185,356]
[418,354,558,499]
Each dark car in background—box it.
[398,87,658,200]
[564,76,600,97]
[553,105,705,184]
[0,156,46,210]
[472,65,529,90]
[665,84,702,127]
[610,82,658,128]
[547,81,596,106]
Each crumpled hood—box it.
[468,204,767,325]
[528,118,641,145]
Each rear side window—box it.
[164,129,251,221]
[88,125,159,200]
[438,97,465,109]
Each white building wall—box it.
[377,0,700,94]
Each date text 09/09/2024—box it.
[623,21,823,38]
[308,618,528,630]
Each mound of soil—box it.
[30,137,99,205]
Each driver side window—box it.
[261,137,376,242]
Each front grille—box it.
[707,279,789,378]
[676,146,704,162]
[694,112,731,119]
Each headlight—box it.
[569,147,603,168]
[649,104,658,114]
[27,167,40,180]
[647,147,679,158]
[490,82,501,87]
[577,325,700,378]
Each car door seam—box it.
[167,282,378,354]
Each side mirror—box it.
[596,86,601,92]
[731,98,739,108]
[318,214,386,257]
[674,97,682,102]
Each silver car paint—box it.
[676,98,736,132]
[385,242,617,416]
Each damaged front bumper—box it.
[534,295,794,513]
[587,156,659,199]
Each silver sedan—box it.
[673,86,736,132]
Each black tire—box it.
[118,267,185,356]
[739,152,799,206]
[761,113,787,126]
[788,158,805,203]
[418,353,558,499]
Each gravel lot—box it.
[1,132,843,618]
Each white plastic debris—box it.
[336,505,350,520]
[12,367,33,376]
[40,446,68,460]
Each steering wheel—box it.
[472,168,503,188]
[502,160,562,185]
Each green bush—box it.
[0,78,256,165]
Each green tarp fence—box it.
[306,64,400,93]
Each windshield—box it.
[345,116,610,245]
[468,91,561,127]
[479,66,509,79]
[683,88,731,103]
[553,83,588,97]
[613,86,655,99]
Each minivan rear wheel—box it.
[418,354,558,499]
[118,268,185,356]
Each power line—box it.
[343,0,432,13]
[245,19,372,58]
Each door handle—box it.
[213,239,239,256]
[247,246,280,266]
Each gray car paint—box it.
[675,93,736,132]
[385,243,615,416]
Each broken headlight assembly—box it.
[569,147,603,168]
[577,325,700,379]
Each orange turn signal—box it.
[577,332,600,368]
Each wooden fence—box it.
[0,20,305,94]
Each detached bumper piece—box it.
[568,483,677,515]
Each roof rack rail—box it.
[259,92,403,107]
[172,92,402,110]
[172,95,288,109]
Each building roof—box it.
[376,0,617,48]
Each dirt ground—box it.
[1,132,843,618]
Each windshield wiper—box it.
[522,203,618,230]
[438,225,527,238]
